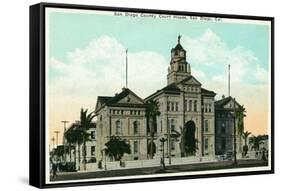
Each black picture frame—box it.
[30,2,274,188]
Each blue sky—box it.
[46,8,271,138]
[48,11,269,83]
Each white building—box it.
[94,36,217,164]
[145,36,216,159]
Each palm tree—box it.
[66,124,84,170]
[234,104,246,153]
[79,108,95,170]
[65,126,80,163]
[235,105,246,136]
[145,100,160,159]
[242,131,251,157]
[242,131,251,146]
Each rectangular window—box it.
[209,104,212,112]
[133,121,138,135]
[175,102,178,111]
[194,100,197,112]
[167,101,170,111]
[170,119,175,132]
[185,100,187,111]
[204,120,208,132]
[189,100,192,112]
[204,138,209,150]
[160,120,163,133]
[171,102,174,111]
[116,120,122,135]
[91,146,95,156]
[133,141,138,154]
[171,139,176,151]
[205,104,208,112]
[100,124,103,136]
[91,131,96,140]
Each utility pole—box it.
[54,131,60,147]
[61,120,69,163]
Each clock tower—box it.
[167,35,191,85]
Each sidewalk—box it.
[77,156,217,172]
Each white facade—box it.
[145,37,216,159]
[94,37,216,165]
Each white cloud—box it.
[181,29,268,86]
[48,31,270,135]
[48,35,167,105]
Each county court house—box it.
[94,36,242,163]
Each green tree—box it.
[145,100,160,159]
[53,145,64,162]
[180,121,197,156]
[79,108,95,170]
[249,135,263,151]
[105,136,131,161]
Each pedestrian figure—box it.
[262,148,267,161]
[52,162,58,178]
[98,160,103,169]
[160,157,165,169]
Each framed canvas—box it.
[29,2,274,188]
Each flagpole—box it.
[126,49,128,88]
[228,64,230,97]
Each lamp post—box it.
[51,137,55,150]
[61,120,69,163]
[159,136,167,170]
[103,145,107,170]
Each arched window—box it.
[133,121,138,135]
[116,120,122,135]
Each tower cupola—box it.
[167,35,191,85]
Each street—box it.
[50,159,268,182]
